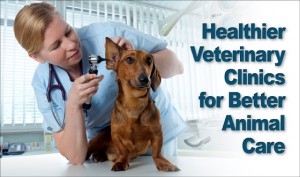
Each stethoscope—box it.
[47,63,67,130]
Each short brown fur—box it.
[86,37,179,172]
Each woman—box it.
[14,2,187,165]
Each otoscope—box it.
[82,54,108,116]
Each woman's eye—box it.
[126,57,134,64]
[65,29,72,37]
[146,57,152,65]
[51,42,61,51]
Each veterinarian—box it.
[14,2,187,165]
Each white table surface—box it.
[1,153,225,176]
[0,153,297,176]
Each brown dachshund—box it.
[86,37,179,172]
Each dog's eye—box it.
[126,57,134,64]
[146,57,152,65]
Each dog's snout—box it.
[138,74,149,86]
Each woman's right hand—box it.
[68,74,104,108]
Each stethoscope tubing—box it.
[49,101,66,130]
[47,64,66,102]
[47,64,67,130]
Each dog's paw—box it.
[111,162,129,171]
[157,164,180,172]
[91,153,107,163]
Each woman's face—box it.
[31,14,82,70]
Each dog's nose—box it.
[138,74,149,86]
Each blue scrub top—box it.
[32,22,187,145]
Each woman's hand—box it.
[107,36,135,50]
[68,74,104,108]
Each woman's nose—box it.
[65,38,77,51]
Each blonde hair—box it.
[14,2,58,54]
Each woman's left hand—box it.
[107,36,135,50]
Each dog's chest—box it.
[119,121,152,153]
[113,100,159,155]
[122,120,151,139]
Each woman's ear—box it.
[29,53,45,64]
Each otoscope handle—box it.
[83,54,107,116]
[83,62,99,115]
[89,69,98,75]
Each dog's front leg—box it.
[111,134,130,171]
[151,131,180,172]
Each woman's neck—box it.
[62,63,82,81]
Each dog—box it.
[85,37,179,172]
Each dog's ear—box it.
[151,59,161,91]
[105,37,122,71]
